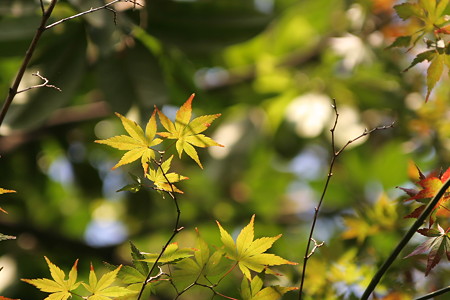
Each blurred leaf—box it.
[5,25,87,129]
[96,42,168,114]
[404,225,450,276]
[141,242,195,264]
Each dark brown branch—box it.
[0,0,58,128]
[137,152,183,300]
[298,99,394,300]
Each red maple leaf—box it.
[398,166,450,226]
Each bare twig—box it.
[17,71,61,94]
[0,0,143,129]
[0,0,58,128]
[306,238,324,259]
[45,0,143,29]
[137,152,183,300]
[298,99,394,300]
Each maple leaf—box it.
[95,110,162,170]
[241,276,298,300]
[21,257,80,300]
[140,242,195,264]
[171,228,228,289]
[399,166,450,226]
[156,93,223,168]
[216,215,297,279]
[145,155,188,193]
[405,225,450,275]
[82,264,135,300]
[0,188,15,214]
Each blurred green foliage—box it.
[0,0,449,299]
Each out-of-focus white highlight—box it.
[285,93,333,138]
[209,121,244,159]
[330,33,372,70]
[332,106,367,148]
[0,256,16,292]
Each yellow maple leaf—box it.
[95,110,162,170]
[156,93,223,168]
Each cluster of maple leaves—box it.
[95,93,222,194]
[18,95,298,299]
[389,0,450,101]
[398,166,450,275]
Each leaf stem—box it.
[137,154,183,299]
[414,285,450,300]
[360,177,450,299]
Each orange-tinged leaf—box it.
[145,155,188,193]
[95,111,162,170]
[82,265,135,299]
[0,188,15,214]
[0,188,15,195]
[156,94,223,168]
[400,165,450,225]
[217,215,297,279]
[21,257,80,299]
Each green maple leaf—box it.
[217,215,297,279]
[145,155,188,193]
[0,188,15,214]
[241,276,298,300]
[95,110,162,170]
[82,264,135,300]
[405,225,450,275]
[156,93,223,168]
[21,257,80,300]
[140,242,195,264]
[171,228,228,289]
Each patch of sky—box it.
[84,219,128,247]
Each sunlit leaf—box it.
[82,264,135,299]
[426,53,445,101]
[21,257,80,300]
[216,215,297,279]
[241,276,298,300]
[0,188,15,214]
[156,93,223,168]
[145,155,188,193]
[141,243,195,264]
[95,110,162,170]
[399,165,450,225]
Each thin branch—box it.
[360,176,450,299]
[298,99,394,300]
[45,0,143,29]
[0,0,58,128]
[137,152,183,300]
[414,285,450,300]
[306,238,324,259]
[17,71,61,94]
